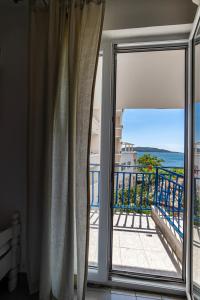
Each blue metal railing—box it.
[156,167,184,238]
[90,170,100,208]
[113,168,155,211]
[89,164,184,237]
[194,177,200,225]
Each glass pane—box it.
[88,55,103,267]
[193,41,200,293]
[196,25,200,41]
[112,49,185,278]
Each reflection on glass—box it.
[193,42,200,290]
[88,56,103,267]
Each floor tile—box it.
[120,247,149,268]
[139,232,164,251]
[136,291,161,299]
[75,288,186,300]
[112,246,122,266]
[119,231,143,250]
[111,294,136,299]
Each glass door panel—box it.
[193,31,200,298]
[112,48,186,279]
[89,55,103,267]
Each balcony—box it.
[89,165,184,277]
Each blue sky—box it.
[122,109,185,153]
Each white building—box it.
[90,57,137,167]
[194,141,200,175]
[90,107,137,167]
[121,142,137,167]
[90,57,102,166]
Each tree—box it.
[137,154,164,172]
[171,168,184,175]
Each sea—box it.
[136,151,184,168]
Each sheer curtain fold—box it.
[27,1,105,300]
[74,4,105,299]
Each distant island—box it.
[122,146,181,154]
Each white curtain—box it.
[27,1,105,299]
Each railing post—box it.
[154,167,159,206]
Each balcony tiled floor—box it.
[89,210,182,278]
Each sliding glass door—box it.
[192,17,200,300]
[112,46,186,280]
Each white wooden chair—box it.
[0,212,20,292]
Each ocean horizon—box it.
[136,151,184,168]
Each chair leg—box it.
[8,212,20,292]
[8,267,18,292]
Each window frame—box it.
[189,5,200,300]
[111,43,188,284]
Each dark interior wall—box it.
[0,2,28,271]
[104,0,197,30]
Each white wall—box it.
[104,0,197,31]
[0,1,28,271]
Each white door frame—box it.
[188,6,200,300]
[88,23,196,298]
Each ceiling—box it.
[103,0,197,31]
[94,50,186,110]
[116,49,185,109]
